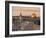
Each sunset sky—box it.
[12,6,40,17]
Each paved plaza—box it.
[12,21,40,31]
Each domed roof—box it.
[32,13,37,18]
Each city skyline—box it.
[12,6,40,17]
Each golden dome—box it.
[32,13,37,18]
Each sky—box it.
[12,6,40,17]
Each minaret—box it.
[19,13,22,24]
